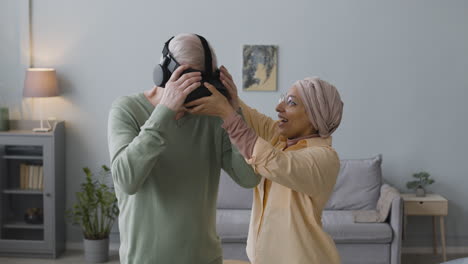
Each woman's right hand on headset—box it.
[219,66,240,111]
[160,65,202,112]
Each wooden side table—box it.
[402,193,448,262]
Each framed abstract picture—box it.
[242,45,278,91]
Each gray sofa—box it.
[216,154,403,264]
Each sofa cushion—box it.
[216,209,251,242]
[217,170,254,209]
[325,154,383,210]
[322,210,393,244]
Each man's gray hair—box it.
[164,33,218,72]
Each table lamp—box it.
[23,68,59,132]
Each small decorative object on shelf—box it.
[406,171,435,197]
[66,165,119,263]
[24,208,43,224]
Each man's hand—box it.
[220,65,240,111]
[160,65,202,112]
[185,82,235,120]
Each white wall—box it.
[0,0,21,108]
[1,0,468,248]
[0,0,31,118]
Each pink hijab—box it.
[295,77,344,138]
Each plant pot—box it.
[415,187,426,197]
[83,238,109,263]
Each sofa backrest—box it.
[324,154,383,210]
[217,169,254,209]
[217,155,383,210]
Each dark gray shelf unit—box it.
[0,120,65,258]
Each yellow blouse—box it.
[240,101,341,264]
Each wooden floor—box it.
[0,250,120,264]
[0,251,466,263]
[402,253,467,264]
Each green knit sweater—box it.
[107,93,260,264]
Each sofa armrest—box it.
[382,183,403,264]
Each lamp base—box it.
[33,127,51,133]
[32,119,51,132]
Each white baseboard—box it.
[66,242,120,252]
[403,246,468,254]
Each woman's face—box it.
[275,85,315,139]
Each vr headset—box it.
[153,34,230,103]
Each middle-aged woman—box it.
[187,67,344,264]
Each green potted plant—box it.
[66,165,119,263]
[406,171,435,197]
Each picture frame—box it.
[242,45,278,91]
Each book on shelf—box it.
[34,166,39,189]
[31,165,35,189]
[39,166,43,190]
[28,165,33,189]
[19,164,43,190]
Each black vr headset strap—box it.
[162,36,180,73]
[162,37,174,57]
[196,35,213,77]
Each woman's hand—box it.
[160,65,202,112]
[220,65,240,111]
[185,82,235,120]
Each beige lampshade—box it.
[23,68,59,97]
